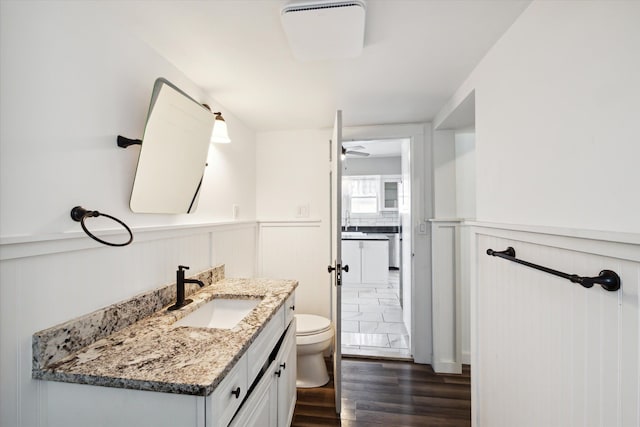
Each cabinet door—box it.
[276,322,297,427]
[205,353,248,427]
[361,240,389,284]
[381,177,402,211]
[341,240,362,284]
[229,362,278,427]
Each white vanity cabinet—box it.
[230,319,296,427]
[276,321,297,427]
[206,352,250,427]
[45,292,297,427]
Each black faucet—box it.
[168,265,205,311]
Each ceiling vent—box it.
[281,0,366,61]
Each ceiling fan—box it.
[342,145,369,157]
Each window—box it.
[344,176,380,214]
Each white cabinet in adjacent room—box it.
[381,176,402,211]
[341,236,389,284]
[361,240,389,284]
[341,239,362,284]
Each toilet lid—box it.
[295,314,332,336]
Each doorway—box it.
[339,138,412,359]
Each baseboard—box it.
[432,360,462,374]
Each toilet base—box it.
[296,352,329,388]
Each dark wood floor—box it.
[292,358,471,427]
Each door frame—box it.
[341,123,433,364]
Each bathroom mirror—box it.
[129,78,215,214]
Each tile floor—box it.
[341,270,412,359]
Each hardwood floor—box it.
[292,358,471,427]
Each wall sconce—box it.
[202,104,231,144]
[211,112,231,144]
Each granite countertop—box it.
[342,226,400,234]
[32,276,297,396]
[341,232,390,241]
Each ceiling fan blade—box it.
[346,150,369,157]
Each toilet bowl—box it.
[295,314,334,388]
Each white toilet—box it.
[295,314,334,388]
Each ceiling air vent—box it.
[281,0,366,61]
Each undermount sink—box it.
[173,298,261,329]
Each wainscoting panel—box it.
[258,221,330,319]
[472,225,639,427]
[431,219,462,374]
[0,222,257,427]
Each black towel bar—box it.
[486,247,620,291]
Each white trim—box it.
[257,219,322,227]
[465,221,640,246]
[0,221,258,261]
[469,221,640,262]
[432,361,462,374]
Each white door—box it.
[328,110,343,414]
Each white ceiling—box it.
[344,139,404,157]
[102,0,530,132]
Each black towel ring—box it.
[70,206,134,247]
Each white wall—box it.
[432,130,457,218]
[343,156,401,176]
[436,0,640,234]
[454,131,475,364]
[454,131,476,220]
[0,1,256,238]
[256,129,330,222]
[255,129,332,317]
[0,3,258,426]
[434,1,640,424]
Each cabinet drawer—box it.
[248,307,284,381]
[206,353,248,427]
[284,293,295,327]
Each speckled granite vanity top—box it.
[32,266,297,396]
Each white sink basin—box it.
[173,298,261,329]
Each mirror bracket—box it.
[117,135,142,148]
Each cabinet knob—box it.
[231,387,241,399]
[275,370,282,377]
[280,363,286,370]
[289,305,295,311]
